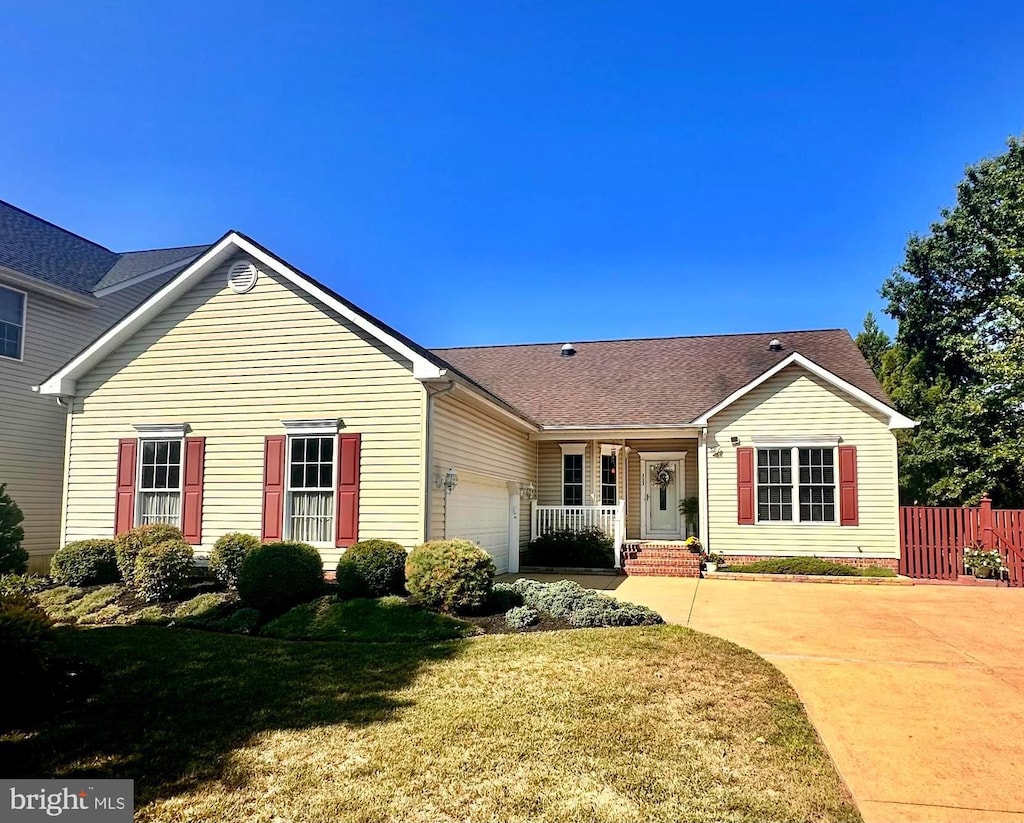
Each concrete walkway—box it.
[514,574,1024,823]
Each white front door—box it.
[642,459,683,539]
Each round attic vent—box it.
[227,260,258,294]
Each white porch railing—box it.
[531,502,626,557]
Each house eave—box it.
[0,265,97,309]
[532,424,702,441]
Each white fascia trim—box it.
[0,266,96,309]
[40,232,446,397]
[691,352,918,430]
[92,254,203,298]
[532,426,701,441]
[282,418,341,435]
[133,423,188,438]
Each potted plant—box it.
[679,496,699,537]
[703,552,723,573]
[963,544,1005,579]
[684,536,703,554]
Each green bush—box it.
[729,557,865,576]
[49,540,119,587]
[504,605,539,630]
[171,592,234,622]
[208,607,261,634]
[0,483,28,575]
[0,574,48,598]
[488,581,523,613]
[134,540,194,602]
[510,578,663,627]
[405,539,495,614]
[521,528,615,568]
[209,532,260,589]
[335,538,407,597]
[115,524,185,586]
[236,541,324,614]
[0,593,56,730]
[333,562,365,599]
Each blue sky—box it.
[1,1,1022,347]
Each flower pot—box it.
[704,562,718,573]
[974,566,994,579]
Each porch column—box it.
[698,427,710,551]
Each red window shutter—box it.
[335,433,361,548]
[737,447,755,525]
[114,438,138,535]
[838,445,859,526]
[262,436,286,541]
[181,437,206,544]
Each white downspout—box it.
[698,427,710,552]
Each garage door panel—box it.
[447,478,511,574]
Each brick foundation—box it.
[622,542,702,578]
[719,555,900,572]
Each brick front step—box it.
[622,541,702,578]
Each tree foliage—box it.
[881,135,1024,506]
[854,312,891,378]
[0,484,28,574]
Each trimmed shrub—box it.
[0,574,48,598]
[729,557,858,576]
[172,592,234,622]
[405,539,495,614]
[134,540,194,602]
[504,605,539,630]
[237,541,324,615]
[115,524,185,586]
[49,540,119,587]
[335,539,407,597]
[521,528,615,569]
[333,562,365,600]
[209,532,260,589]
[0,593,56,730]
[0,483,28,575]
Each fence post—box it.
[980,493,994,548]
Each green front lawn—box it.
[1,623,859,823]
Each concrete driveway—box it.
[523,574,1024,823]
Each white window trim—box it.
[135,436,184,527]
[284,433,338,547]
[754,444,839,526]
[282,418,341,436]
[559,443,587,507]
[133,423,188,439]
[0,283,27,362]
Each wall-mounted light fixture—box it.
[520,481,537,501]
[435,468,459,495]
[710,445,723,458]
[730,436,741,447]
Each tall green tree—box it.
[854,312,891,378]
[0,483,27,574]
[882,135,1024,507]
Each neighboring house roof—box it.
[0,199,209,297]
[434,330,901,428]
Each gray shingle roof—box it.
[433,330,891,428]
[0,199,209,296]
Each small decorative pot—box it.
[974,566,995,579]
[704,562,718,573]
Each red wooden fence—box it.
[900,496,1024,586]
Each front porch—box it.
[527,435,705,572]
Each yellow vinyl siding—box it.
[428,391,536,553]
[536,441,597,505]
[706,364,899,557]
[63,255,425,567]
[0,274,175,569]
[624,439,698,540]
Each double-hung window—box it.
[756,446,836,523]
[288,435,335,543]
[560,444,585,506]
[601,452,617,506]
[0,285,26,360]
[138,439,183,526]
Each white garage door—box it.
[447,476,512,574]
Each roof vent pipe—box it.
[560,343,577,357]
[768,338,783,352]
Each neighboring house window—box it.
[138,439,182,526]
[560,444,586,506]
[288,435,335,543]
[0,285,25,360]
[601,453,617,506]
[756,446,836,523]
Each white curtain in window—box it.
[290,491,333,543]
[140,491,181,526]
